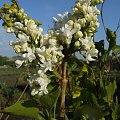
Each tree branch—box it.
[115,17,120,33]
[12,0,20,10]
[60,61,68,119]
[100,0,106,34]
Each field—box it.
[0,67,32,120]
[0,67,27,87]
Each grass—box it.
[0,67,27,87]
[0,67,33,120]
[0,67,24,75]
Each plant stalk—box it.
[60,61,68,119]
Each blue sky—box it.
[0,0,120,57]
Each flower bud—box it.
[87,33,93,37]
[90,21,95,27]
[74,31,83,39]
[99,0,103,3]
[14,45,21,53]
[75,2,81,9]
[74,41,80,48]
[95,10,100,15]
[88,27,96,33]
[67,20,74,27]
[94,22,100,28]
[82,4,87,14]
[92,16,98,21]
[72,7,79,14]
[86,14,93,22]
[6,27,14,33]
[74,23,81,30]
[78,18,86,27]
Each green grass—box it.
[0,67,24,75]
[0,67,27,87]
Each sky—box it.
[0,0,120,57]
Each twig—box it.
[12,0,20,10]
[60,61,68,119]
[0,13,11,27]
[100,0,106,34]
[115,17,120,33]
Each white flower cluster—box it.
[4,0,102,96]
[52,0,102,62]
[29,70,51,96]
[6,8,64,96]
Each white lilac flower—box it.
[60,24,77,45]
[17,9,27,19]
[85,48,98,63]
[40,60,53,72]
[24,19,43,39]
[36,47,46,56]
[22,47,36,62]
[52,17,58,23]
[80,36,95,50]
[6,27,14,33]
[14,45,21,53]
[15,60,24,68]
[14,22,23,29]
[4,0,101,96]
[18,33,30,42]
[21,42,28,52]
[49,39,57,46]
[57,11,69,21]
[40,34,50,46]
[53,11,71,30]
[29,70,50,96]
[78,0,91,5]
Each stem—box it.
[0,13,11,27]
[13,0,20,10]
[100,0,106,34]
[60,61,68,119]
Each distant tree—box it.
[0,56,15,66]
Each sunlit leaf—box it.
[103,80,117,103]
[74,104,106,120]
[112,45,120,55]
[0,100,46,120]
[106,28,116,50]
[39,88,60,112]
[3,3,9,8]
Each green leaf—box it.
[101,51,109,62]
[65,114,69,120]
[52,70,61,79]
[69,77,76,92]
[103,80,117,103]
[95,40,105,55]
[74,104,105,120]
[7,21,13,27]
[106,28,116,50]
[39,88,60,112]
[5,14,10,20]
[1,100,46,120]
[3,3,9,8]
[112,97,119,120]
[35,21,42,26]
[112,45,120,55]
